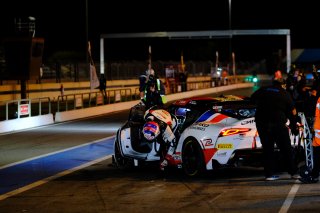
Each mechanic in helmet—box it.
[143,78,164,109]
[139,63,156,98]
[139,64,153,98]
[141,72,166,107]
[251,70,300,181]
[143,106,178,171]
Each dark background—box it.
[0,0,318,62]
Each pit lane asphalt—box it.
[0,87,319,212]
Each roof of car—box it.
[172,95,247,107]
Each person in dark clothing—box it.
[178,71,187,92]
[139,63,156,99]
[286,69,308,111]
[139,74,148,99]
[143,81,164,110]
[251,71,300,181]
[99,75,107,97]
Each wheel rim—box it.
[182,140,202,176]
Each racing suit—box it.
[251,79,299,179]
[144,107,178,170]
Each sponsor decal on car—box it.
[217,151,227,156]
[197,123,209,127]
[190,126,206,131]
[241,119,255,125]
[190,122,210,131]
[212,106,223,110]
[175,100,188,105]
[201,138,213,146]
[217,143,233,149]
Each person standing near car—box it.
[299,96,320,184]
[142,72,166,105]
[59,84,64,101]
[251,70,300,181]
[139,63,154,99]
[143,78,164,109]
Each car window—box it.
[238,108,256,118]
[221,108,256,119]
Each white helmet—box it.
[146,68,155,76]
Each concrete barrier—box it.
[54,100,140,122]
[0,114,54,134]
[0,83,253,134]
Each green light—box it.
[252,77,258,83]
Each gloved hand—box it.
[164,154,174,163]
[160,159,168,171]
[159,154,174,171]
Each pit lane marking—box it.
[278,180,300,213]
[0,136,115,201]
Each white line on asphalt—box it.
[278,180,300,213]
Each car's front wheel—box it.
[182,138,205,177]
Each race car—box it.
[167,96,312,177]
[113,95,254,171]
[113,95,312,177]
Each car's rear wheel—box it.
[182,138,205,176]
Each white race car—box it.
[113,95,312,177]
[168,96,312,177]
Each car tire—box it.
[182,138,205,177]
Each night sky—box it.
[0,0,319,62]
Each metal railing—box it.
[1,75,252,121]
[56,88,133,112]
[3,97,51,120]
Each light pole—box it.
[228,0,231,32]
[85,0,89,82]
[228,0,232,62]
[228,0,235,80]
